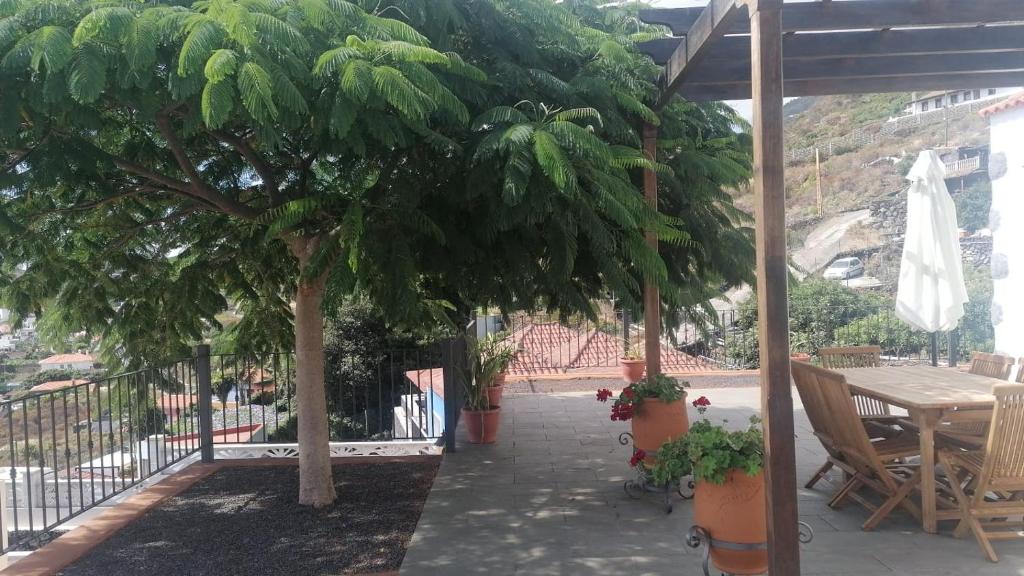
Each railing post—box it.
[441,336,467,453]
[194,345,215,463]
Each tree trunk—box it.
[290,237,336,507]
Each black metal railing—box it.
[0,339,463,553]
[0,357,202,552]
[674,302,993,370]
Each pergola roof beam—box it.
[660,0,746,106]
[678,71,1024,101]
[640,25,1024,66]
[642,0,1024,36]
[692,51,1024,85]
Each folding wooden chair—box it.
[819,346,893,418]
[937,383,1024,562]
[792,361,919,507]
[939,353,1016,449]
[795,362,923,530]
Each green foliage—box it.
[632,373,688,404]
[473,332,515,389]
[0,0,754,378]
[837,313,929,357]
[953,180,991,233]
[652,415,764,486]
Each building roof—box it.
[405,368,445,399]
[157,393,197,413]
[39,353,94,365]
[30,379,89,393]
[909,91,949,103]
[980,91,1024,117]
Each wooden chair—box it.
[939,353,1017,449]
[792,362,919,504]
[794,362,923,530]
[819,346,892,417]
[969,352,1015,380]
[937,383,1024,562]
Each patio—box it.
[401,385,1024,575]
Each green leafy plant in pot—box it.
[598,374,689,465]
[620,337,646,383]
[461,336,505,444]
[651,397,767,575]
[477,333,516,408]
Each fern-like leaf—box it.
[204,48,237,82]
[178,17,224,77]
[236,60,277,123]
[201,79,235,129]
[68,41,106,103]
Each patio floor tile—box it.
[402,388,1024,575]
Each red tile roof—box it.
[39,353,94,365]
[979,92,1024,117]
[405,368,444,399]
[30,379,89,393]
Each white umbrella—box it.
[895,150,969,361]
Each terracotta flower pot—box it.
[620,358,646,383]
[493,372,507,388]
[462,408,501,444]
[694,470,767,575]
[486,384,504,408]
[630,397,689,463]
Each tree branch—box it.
[155,112,260,221]
[208,129,282,206]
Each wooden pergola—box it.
[636,1,1024,573]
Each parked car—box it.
[823,257,864,280]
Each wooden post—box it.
[748,0,801,574]
[815,148,823,218]
[642,122,661,377]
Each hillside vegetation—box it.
[731,93,992,226]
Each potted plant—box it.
[789,332,812,362]
[652,397,767,575]
[477,333,516,408]
[620,338,646,383]
[462,337,502,444]
[597,374,689,464]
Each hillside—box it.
[729,91,996,285]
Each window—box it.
[950,94,959,104]
[921,101,929,112]
[974,90,981,99]
[935,97,943,108]
[989,89,998,96]
[963,91,972,101]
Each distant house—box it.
[902,88,1019,116]
[38,353,94,372]
[29,379,89,394]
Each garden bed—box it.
[57,459,439,576]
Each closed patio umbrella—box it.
[895,150,969,365]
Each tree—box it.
[0,0,754,506]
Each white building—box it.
[37,353,94,372]
[980,92,1024,360]
[902,88,1019,116]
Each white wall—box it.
[988,106,1024,359]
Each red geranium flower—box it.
[622,386,635,399]
[692,396,711,408]
[629,449,647,467]
[596,388,614,402]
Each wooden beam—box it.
[640,25,1024,66]
[660,0,746,107]
[642,0,1024,36]
[692,51,1024,85]
[748,1,800,574]
[678,71,1024,101]
[642,123,661,378]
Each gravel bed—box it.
[58,460,439,576]
[507,373,760,394]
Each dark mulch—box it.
[58,460,440,576]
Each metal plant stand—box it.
[619,432,694,514]
[685,522,814,576]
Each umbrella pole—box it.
[930,332,939,367]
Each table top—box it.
[835,365,1000,410]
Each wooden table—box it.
[836,366,1001,534]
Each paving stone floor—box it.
[401,387,1024,575]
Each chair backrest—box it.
[799,362,894,486]
[792,361,839,455]
[969,352,1015,380]
[818,346,882,369]
[818,347,889,416]
[979,383,1024,492]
